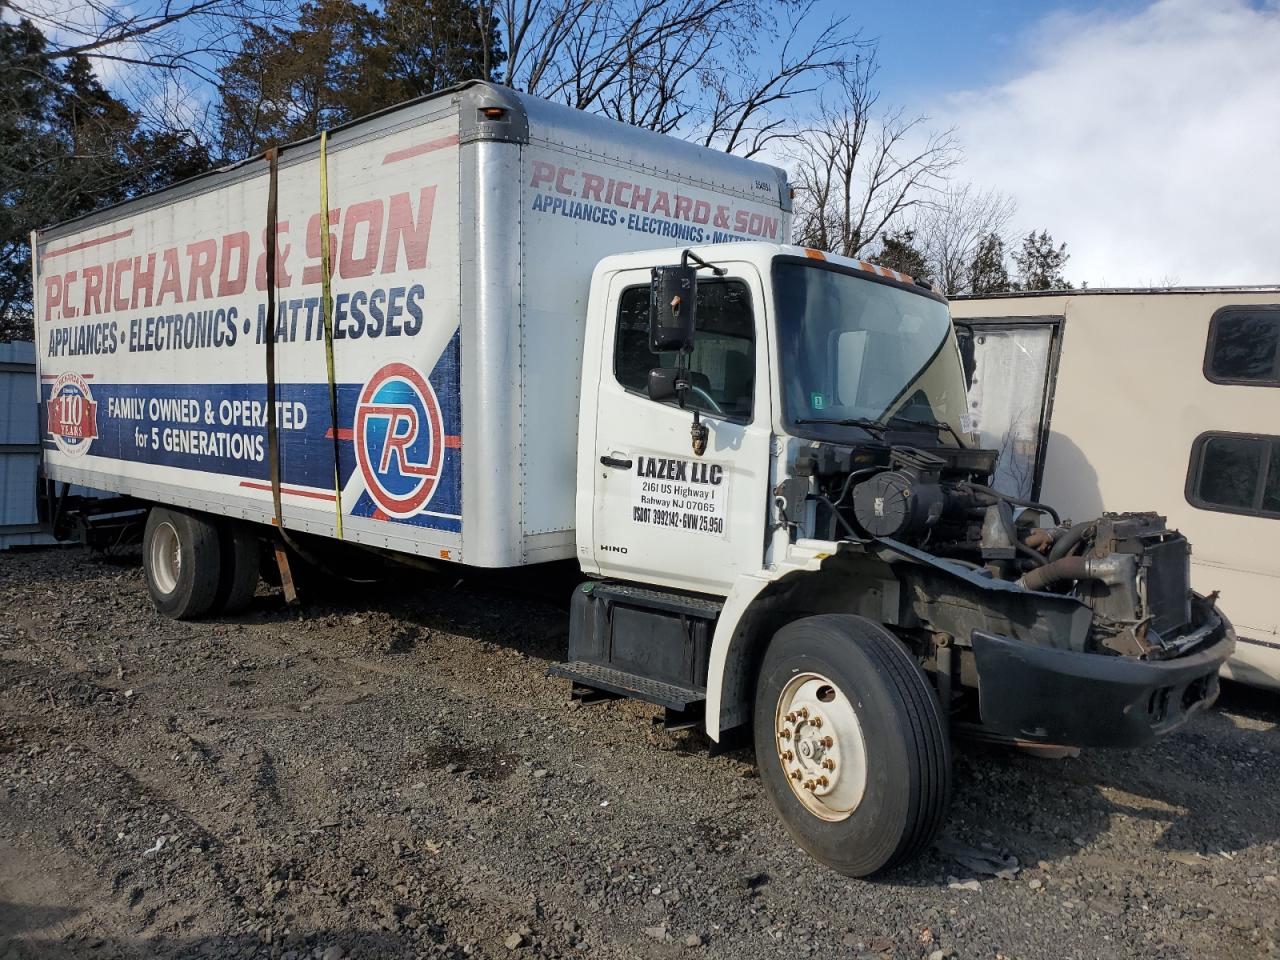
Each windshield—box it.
[773,260,969,444]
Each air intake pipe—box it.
[1018,553,1136,592]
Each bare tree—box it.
[695,3,861,158]
[912,182,1016,294]
[789,57,959,258]
[488,0,860,156]
[5,0,280,86]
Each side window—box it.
[1186,432,1280,518]
[613,279,755,421]
[1204,306,1280,386]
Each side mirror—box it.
[647,366,685,402]
[953,321,977,389]
[650,264,697,352]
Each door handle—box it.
[600,455,633,469]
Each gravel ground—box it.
[1,546,1278,960]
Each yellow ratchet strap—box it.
[319,130,343,538]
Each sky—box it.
[10,0,1279,287]
[829,0,1280,287]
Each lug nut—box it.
[798,707,809,719]
[786,712,796,723]
[803,779,815,790]
[782,750,794,761]
[817,775,828,788]
[822,736,833,748]
[790,770,802,781]
[779,728,792,740]
[822,758,835,770]
[811,716,822,728]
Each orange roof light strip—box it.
[857,259,914,285]
[802,249,916,286]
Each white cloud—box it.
[3,0,147,87]
[941,0,1280,287]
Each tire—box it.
[142,506,223,620]
[752,614,951,877]
[212,520,261,615]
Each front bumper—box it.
[970,627,1234,749]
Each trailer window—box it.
[1186,432,1280,519]
[1204,306,1280,386]
[613,280,755,422]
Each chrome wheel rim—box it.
[149,521,181,595]
[775,671,868,821]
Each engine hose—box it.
[1018,555,1092,592]
[1047,520,1097,562]
[1015,540,1048,567]
[957,482,1061,526]
[834,467,883,506]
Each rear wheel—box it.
[143,507,222,620]
[213,520,261,614]
[753,614,951,877]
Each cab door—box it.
[589,266,772,595]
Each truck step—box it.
[587,582,723,619]
[548,661,706,711]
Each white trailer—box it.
[951,288,1280,690]
[33,82,1235,877]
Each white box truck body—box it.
[31,82,1236,878]
[34,83,789,566]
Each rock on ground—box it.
[1,547,1278,959]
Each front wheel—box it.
[753,615,951,877]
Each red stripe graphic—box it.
[383,134,459,165]
[42,373,94,380]
[238,480,336,502]
[41,229,133,262]
[324,427,459,449]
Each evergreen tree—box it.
[967,232,1011,294]
[1013,229,1071,291]
[0,18,207,340]
[382,0,503,99]
[217,0,393,159]
[872,229,931,283]
[218,0,502,159]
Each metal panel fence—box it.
[0,342,108,549]
[0,341,50,549]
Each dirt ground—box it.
[1,546,1278,960]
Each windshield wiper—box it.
[885,415,965,447]
[793,417,887,436]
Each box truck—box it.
[951,288,1280,691]
[31,81,1234,876]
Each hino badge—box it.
[32,81,1234,877]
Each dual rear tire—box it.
[143,506,261,619]
[753,615,951,877]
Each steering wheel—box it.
[688,384,724,416]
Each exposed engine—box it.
[791,441,1201,659]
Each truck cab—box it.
[561,241,1234,876]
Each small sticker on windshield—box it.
[811,393,825,410]
[959,413,975,434]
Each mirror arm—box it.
[681,249,726,277]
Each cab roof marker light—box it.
[804,248,826,261]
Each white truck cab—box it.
[557,241,1233,875]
